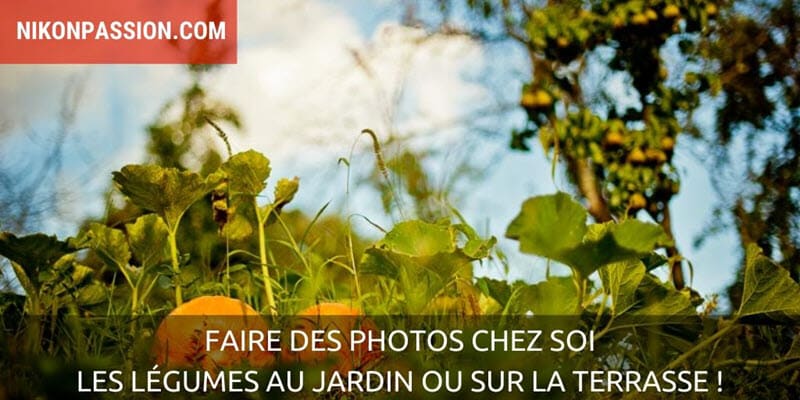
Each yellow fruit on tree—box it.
[604,130,625,147]
[663,5,680,18]
[627,148,647,164]
[645,9,658,20]
[705,4,718,16]
[645,148,668,164]
[535,90,553,107]
[629,193,647,210]
[520,91,537,107]
[520,89,553,109]
[660,136,675,152]
[631,13,649,25]
[556,36,570,48]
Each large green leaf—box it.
[511,277,578,315]
[362,248,475,313]
[599,259,645,316]
[112,165,221,231]
[126,214,169,269]
[361,220,492,313]
[611,274,697,328]
[506,192,670,277]
[71,223,131,271]
[0,232,72,287]
[220,150,271,196]
[737,244,800,320]
[223,177,300,239]
[506,192,587,259]
[377,220,455,257]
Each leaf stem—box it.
[662,322,738,371]
[572,270,586,313]
[131,282,139,316]
[168,230,182,306]
[714,358,791,369]
[11,261,41,353]
[768,360,800,380]
[255,198,277,315]
[346,227,362,303]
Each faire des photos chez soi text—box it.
[204,328,595,353]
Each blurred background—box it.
[1,0,798,312]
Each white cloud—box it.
[209,1,486,161]
[0,0,488,232]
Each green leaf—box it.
[72,223,131,271]
[361,249,475,314]
[599,259,645,315]
[476,277,513,307]
[126,214,169,269]
[629,288,695,319]
[506,193,669,277]
[70,263,95,286]
[76,282,107,306]
[454,222,497,259]
[506,192,587,259]
[640,252,668,271]
[737,244,800,320]
[377,220,455,257]
[112,165,221,231]
[220,150,271,196]
[273,177,299,207]
[361,220,493,313]
[612,274,697,328]
[0,232,72,287]
[221,195,257,241]
[512,277,578,315]
[263,177,300,226]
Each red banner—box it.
[0,0,237,64]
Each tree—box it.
[411,0,726,290]
[691,0,800,306]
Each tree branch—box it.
[568,157,612,223]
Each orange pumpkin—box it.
[282,302,382,372]
[152,296,274,370]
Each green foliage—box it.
[112,165,222,232]
[71,223,131,271]
[220,150,271,196]
[738,244,800,320]
[125,214,169,269]
[515,277,578,316]
[361,219,495,313]
[506,1,721,219]
[273,177,300,206]
[506,192,670,278]
[2,9,800,393]
[442,0,733,290]
[2,156,800,396]
[599,259,645,316]
[0,233,72,289]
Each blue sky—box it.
[0,0,739,303]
